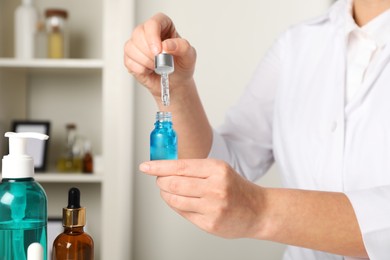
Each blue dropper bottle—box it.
[0,132,49,260]
[150,111,178,160]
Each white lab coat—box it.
[209,0,390,259]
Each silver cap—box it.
[154,53,174,75]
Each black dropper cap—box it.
[63,187,86,227]
[68,187,81,209]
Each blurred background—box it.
[0,0,334,259]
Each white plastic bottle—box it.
[14,0,38,59]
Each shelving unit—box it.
[0,58,103,69]
[0,0,135,259]
[35,173,103,183]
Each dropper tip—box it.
[67,187,81,209]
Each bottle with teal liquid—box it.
[150,111,178,160]
[0,132,49,260]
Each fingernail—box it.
[139,162,151,172]
[164,40,177,52]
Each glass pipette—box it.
[154,53,174,106]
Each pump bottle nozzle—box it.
[2,132,49,179]
[5,132,49,155]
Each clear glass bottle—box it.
[57,123,82,172]
[150,111,178,160]
[52,187,94,260]
[45,9,68,59]
[34,19,47,58]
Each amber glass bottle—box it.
[52,187,94,260]
[82,141,93,173]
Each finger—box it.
[124,39,155,73]
[144,13,177,55]
[125,57,152,77]
[140,159,223,178]
[156,176,206,197]
[160,190,203,213]
[125,26,155,65]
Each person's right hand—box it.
[124,13,197,100]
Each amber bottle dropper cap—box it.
[63,187,86,227]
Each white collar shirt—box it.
[209,0,390,259]
[345,0,390,104]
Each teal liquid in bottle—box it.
[0,179,47,260]
[0,132,49,260]
[150,111,178,160]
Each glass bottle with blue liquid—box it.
[150,111,178,160]
[0,132,49,260]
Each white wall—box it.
[133,1,332,259]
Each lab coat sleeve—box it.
[208,36,284,182]
[345,186,390,260]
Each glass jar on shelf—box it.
[45,8,69,59]
[57,123,82,173]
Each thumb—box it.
[163,39,178,52]
[162,38,196,68]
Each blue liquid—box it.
[0,179,47,260]
[150,113,177,160]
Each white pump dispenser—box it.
[2,132,49,179]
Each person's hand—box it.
[124,13,197,99]
[139,159,267,239]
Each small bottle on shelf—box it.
[82,140,93,174]
[35,19,47,58]
[45,9,69,59]
[14,0,38,59]
[57,123,82,172]
[72,144,83,172]
[52,187,94,260]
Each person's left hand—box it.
[139,159,267,239]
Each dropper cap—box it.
[2,132,49,179]
[154,53,174,75]
[63,187,86,227]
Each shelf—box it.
[0,0,134,257]
[34,173,103,183]
[0,173,102,183]
[0,58,103,71]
